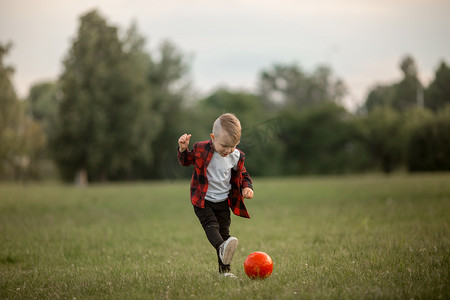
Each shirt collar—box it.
[207,139,215,153]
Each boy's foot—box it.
[219,272,238,279]
[219,237,238,265]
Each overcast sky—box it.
[1,0,449,109]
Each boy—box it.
[177,113,254,277]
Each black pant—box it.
[194,200,231,273]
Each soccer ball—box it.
[244,251,273,279]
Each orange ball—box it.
[244,251,273,279]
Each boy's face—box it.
[210,133,239,157]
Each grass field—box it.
[1,174,449,299]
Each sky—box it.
[1,0,449,110]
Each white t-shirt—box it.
[205,149,240,202]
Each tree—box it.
[278,102,364,175]
[0,42,19,136]
[359,106,403,173]
[120,22,163,180]
[52,10,147,182]
[363,55,423,113]
[258,63,346,110]
[364,84,396,113]
[425,61,450,112]
[392,55,422,112]
[144,40,192,179]
[28,81,59,134]
[401,106,433,161]
[408,105,450,171]
[0,42,46,180]
[0,42,20,178]
[198,88,265,127]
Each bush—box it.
[279,102,366,175]
[408,106,450,171]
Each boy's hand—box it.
[242,187,254,199]
[178,133,191,152]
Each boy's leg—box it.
[214,201,233,273]
[215,200,231,241]
[193,201,224,249]
[193,200,235,273]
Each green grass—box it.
[1,174,449,299]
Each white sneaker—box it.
[220,272,238,279]
[219,237,238,265]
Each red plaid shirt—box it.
[178,139,253,218]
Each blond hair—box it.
[212,113,241,145]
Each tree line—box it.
[1,10,449,183]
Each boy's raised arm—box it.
[177,133,195,166]
[178,133,191,152]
